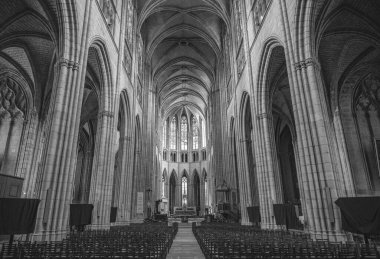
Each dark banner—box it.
[247,206,261,223]
[335,197,380,235]
[273,204,299,229]
[70,204,94,226]
[0,198,40,235]
[110,207,117,223]
[273,204,286,225]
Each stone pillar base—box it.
[113,221,130,226]
[129,218,144,224]
[307,230,349,242]
[261,222,279,230]
[31,229,68,242]
[88,223,111,230]
[241,221,253,226]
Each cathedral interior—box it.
[0,0,380,257]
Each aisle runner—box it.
[167,224,205,259]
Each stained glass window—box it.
[170,117,176,149]
[162,174,165,198]
[192,116,199,149]
[181,116,188,150]
[201,119,206,147]
[182,176,188,206]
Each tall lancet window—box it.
[192,116,199,149]
[163,120,167,149]
[170,117,176,149]
[202,119,206,147]
[181,116,188,150]
[162,174,165,198]
[182,175,188,206]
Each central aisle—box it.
[167,224,205,259]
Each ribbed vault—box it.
[138,0,229,120]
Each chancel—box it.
[0,0,380,258]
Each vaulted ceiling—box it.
[137,0,230,120]
[0,0,58,117]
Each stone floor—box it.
[167,224,205,259]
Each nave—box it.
[1,0,380,258]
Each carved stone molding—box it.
[294,58,320,71]
[0,77,27,118]
[98,110,114,118]
[355,74,380,112]
[59,58,79,70]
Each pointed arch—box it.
[169,169,177,213]
[256,38,285,115]
[193,169,201,211]
[239,92,260,206]
[87,38,114,112]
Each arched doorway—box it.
[193,170,200,215]
[181,173,188,207]
[277,126,300,204]
[241,94,259,206]
[169,171,177,214]
[265,45,303,229]
[230,118,240,216]
[72,47,103,204]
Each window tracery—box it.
[0,77,27,174]
[170,117,176,150]
[201,119,206,148]
[192,116,199,150]
[181,116,187,150]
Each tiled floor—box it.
[167,225,205,259]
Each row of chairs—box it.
[192,223,380,259]
[0,222,178,258]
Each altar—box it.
[168,206,204,226]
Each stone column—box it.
[286,58,342,240]
[20,110,39,196]
[177,176,181,207]
[255,113,282,229]
[332,109,355,196]
[116,135,134,224]
[279,0,344,240]
[130,149,142,220]
[89,111,115,229]
[33,58,82,241]
[238,138,254,225]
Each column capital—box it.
[294,57,320,71]
[59,57,79,70]
[256,113,269,120]
[98,110,114,118]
